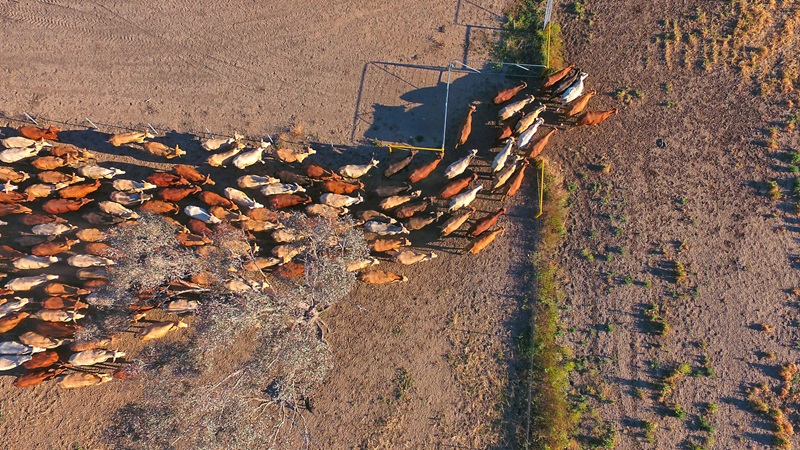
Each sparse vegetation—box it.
[104,213,369,448]
[496,0,564,69]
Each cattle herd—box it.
[0,63,612,390]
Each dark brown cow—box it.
[42,198,93,214]
[198,190,237,210]
[469,208,506,237]
[407,154,443,183]
[276,170,312,186]
[139,200,179,215]
[0,245,25,260]
[525,128,558,159]
[265,193,312,209]
[21,214,66,226]
[33,321,76,338]
[383,151,417,178]
[439,172,477,199]
[318,179,363,195]
[157,185,202,202]
[493,82,528,104]
[576,109,619,127]
[496,111,525,142]
[147,172,191,187]
[173,165,214,185]
[0,203,32,216]
[58,179,101,199]
[18,124,60,140]
[394,198,431,219]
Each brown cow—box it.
[318,179,363,195]
[564,90,596,117]
[51,145,93,161]
[147,172,191,187]
[505,160,530,198]
[187,218,213,236]
[58,179,101,199]
[246,207,283,222]
[405,211,442,231]
[37,171,83,185]
[173,165,214,185]
[469,208,506,237]
[143,142,185,159]
[358,269,407,284]
[177,232,212,247]
[541,65,575,89]
[265,193,312,209]
[407,154,443,183]
[18,125,60,141]
[84,242,116,258]
[493,82,528,104]
[42,296,88,310]
[455,105,476,148]
[466,227,504,254]
[139,200,179,215]
[83,279,107,290]
[31,156,67,171]
[496,111,525,142]
[576,109,619,127]
[32,239,79,257]
[198,190,238,210]
[0,203,32,216]
[0,312,30,333]
[209,206,247,222]
[0,191,32,203]
[0,167,29,183]
[275,261,305,279]
[157,185,202,202]
[44,282,90,297]
[368,237,411,253]
[42,198,93,214]
[21,351,60,370]
[439,172,478,199]
[394,198,431,219]
[305,164,340,180]
[525,128,557,159]
[13,368,64,388]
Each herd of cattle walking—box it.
[0,63,614,389]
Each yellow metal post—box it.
[534,159,545,219]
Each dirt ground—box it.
[553,0,800,448]
[3,0,798,448]
[0,1,536,449]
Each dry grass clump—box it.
[103,213,369,448]
[745,363,800,450]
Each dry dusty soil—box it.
[0,0,537,449]
[2,0,799,449]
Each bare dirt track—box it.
[0,1,539,449]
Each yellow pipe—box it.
[534,159,545,219]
